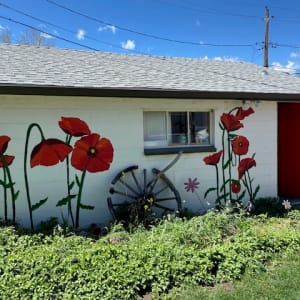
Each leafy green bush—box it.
[0,211,300,299]
[250,197,286,217]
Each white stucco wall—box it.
[0,95,277,228]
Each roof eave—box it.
[0,84,300,101]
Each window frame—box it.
[143,110,216,155]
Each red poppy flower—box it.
[203,150,223,165]
[220,113,243,132]
[0,155,15,167]
[231,180,241,194]
[58,117,91,137]
[238,158,256,179]
[235,107,254,120]
[184,177,200,193]
[30,138,73,168]
[0,135,10,155]
[232,136,249,155]
[71,133,114,173]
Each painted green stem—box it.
[75,169,87,229]
[65,134,75,228]
[246,170,253,203]
[221,128,227,203]
[24,123,45,230]
[215,164,220,202]
[2,167,7,221]
[1,155,17,224]
[227,131,232,201]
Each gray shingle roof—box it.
[1,43,300,99]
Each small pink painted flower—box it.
[184,177,200,193]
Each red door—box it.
[278,103,300,197]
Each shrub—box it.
[250,197,286,217]
[0,211,299,299]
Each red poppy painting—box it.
[30,138,73,167]
[238,158,256,179]
[203,150,223,165]
[220,113,243,132]
[59,117,91,137]
[232,136,249,156]
[71,133,114,173]
[0,135,10,155]
[231,180,241,194]
[0,155,14,167]
[235,107,254,120]
[0,135,15,167]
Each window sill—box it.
[144,145,216,155]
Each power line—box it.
[0,15,99,51]
[275,43,300,49]
[157,0,262,19]
[46,0,255,48]
[0,2,145,54]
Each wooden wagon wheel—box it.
[107,154,182,226]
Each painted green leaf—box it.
[31,198,48,211]
[216,192,229,202]
[218,122,224,131]
[13,190,20,202]
[220,179,231,192]
[229,133,238,139]
[68,181,75,190]
[223,159,231,170]
[253,185,260,200]
[0,182,12,189]
[204,187,217,199]
[237,190,246,201]
[75,174,81,187]
[79,203,94,210]
[56,194,76,207]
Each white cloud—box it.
[40,32,53,39]
[271,61,298,74]
[98,25,116,34]
[121,39,135,50]
[290,52,300,58]
[0,24,4,31]
[76,29,86,40]
[200,55,239,61]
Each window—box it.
[143,111,214,154]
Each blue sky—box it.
[1,0,300,72]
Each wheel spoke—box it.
[130,170,143,194]
[153,185,168,196]
[112,202,134,207]
[146,176,158,191]
[117,178,140,196]
[153,203,174,211]
[110,189,138,200]
[154,196,177,202]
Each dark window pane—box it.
[169,112,187,144]
[189,112,210,144]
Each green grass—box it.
[165,252,300,300]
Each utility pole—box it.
[264,6,270,67]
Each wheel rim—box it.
[107,165,182,224]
